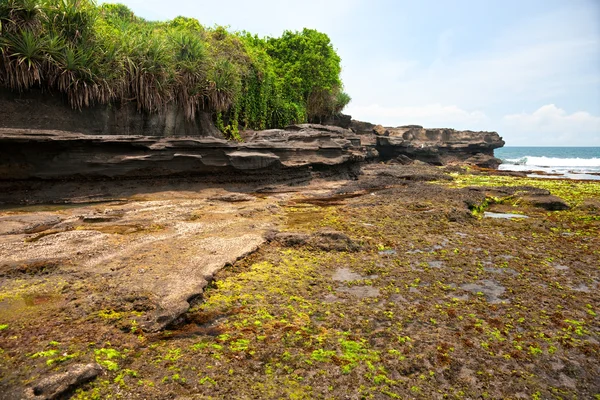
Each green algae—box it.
[1,171,598,399]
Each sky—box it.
[103,0,600,146]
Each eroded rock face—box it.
[344,121,504,166]
[0,124,363,182]
[0,88,222,137]
[373,125,504,165]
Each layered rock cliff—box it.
[0,112,504,185]
[348,120,505,168]
[0,124,363,183]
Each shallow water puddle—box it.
[460,279,508,303]
[332,267,364,282]
[0,292,62,319]
[483,212,528,219]
[332,267,379,298]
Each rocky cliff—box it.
[0,125,363,183]
[347,120,505,168]
[0,88,222,137]
[0,109,505,185]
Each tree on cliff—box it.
[266,28,350,122]
[0,0,350,138]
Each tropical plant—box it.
[0,1,350,135]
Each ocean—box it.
[495,147,600,181]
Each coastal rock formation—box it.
[372,125,504,167]
[0,118,504,189]
[320,118,504,167]
[0,124,363,183]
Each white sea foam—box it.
[503,156,600,168]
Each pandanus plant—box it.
[0,0,45,34]
[124,34,173,113]
[44,0,97,44]
[0,29,45,90]
[48,44,111,109]
[171,30,209,120]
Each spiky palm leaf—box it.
[0,29,45,90]
[171,31,208,120]
[44,0,97,44]
[0,0,45,34]
[125,35,173,113]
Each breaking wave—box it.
[502,156,600,168]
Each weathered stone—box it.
[522,195,570,211]
[318,113,352,129]
[367,124,504,166]
[208,193,256,202]
[0,214,61,235]
[0,87,222,137]
[376,165,453,182]
[267,231,311,247]
[464,153,503,169]
[309,228,361,252]
[24,363,102,399]
[395,154,414,165]
[266,229,360,252]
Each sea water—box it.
[495,147,600,180]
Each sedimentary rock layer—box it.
[0,124,364,182]
[349,122,505,168]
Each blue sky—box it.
[104,0,600,146]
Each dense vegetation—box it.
[0,0,350,138]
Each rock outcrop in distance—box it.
[0,120,504,183]
[347,119,505,169]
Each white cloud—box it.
[502,105,600,146]
[346,103,489,129]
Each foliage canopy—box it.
[0,0,351,138]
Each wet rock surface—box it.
[0,121,503,187]
[1,164,598,399]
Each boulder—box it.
[209,193,256,203]
[310,228,361,252]
[359,122,504,168]
[395,154,414,165]
[464,154,503,169]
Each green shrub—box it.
[0,1,350,134]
